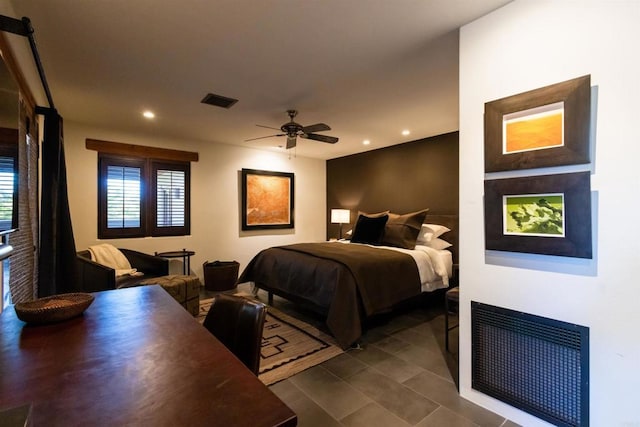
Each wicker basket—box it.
[203,260,239,291]
[14,293,94,325]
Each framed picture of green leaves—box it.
[484,172,591,258]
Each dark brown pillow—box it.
[380,209,429,249]
[351,214,389,245]
[357,210,389,218]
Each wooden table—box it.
[0,286,297,426]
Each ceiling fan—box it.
[245,110,339,149]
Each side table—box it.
[445,286,459,352]
[155,249,195,275]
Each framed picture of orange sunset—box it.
[241,168,294,231]
[484,75,591,172]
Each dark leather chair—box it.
[76,248,169,292]
[203,294,267,375]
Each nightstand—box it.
[445,266,459,353]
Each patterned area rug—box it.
[198,297,343,385]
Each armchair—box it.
[77,248,169,292]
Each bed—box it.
[238,212,458,349]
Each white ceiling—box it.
[5,0,510,160]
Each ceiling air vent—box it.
[200,93,238,109]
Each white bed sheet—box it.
[337,241,453,292]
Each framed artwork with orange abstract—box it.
[484,75,591,172]
[241,168,294,230]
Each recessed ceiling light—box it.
[402,130,410,136]
[143,111,155,119]
[363,140,370,145]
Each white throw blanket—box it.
[88,244,141,277]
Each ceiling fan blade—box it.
[244,133,285,142]
[303,133,339,144]
[302,123,330,133]
[256,124,282,131]
[286,136,297,149]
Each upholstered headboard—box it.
[327,131,459,266]
[347,211,459,265]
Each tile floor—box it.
[241,286,521,427]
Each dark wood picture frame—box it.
[241,168,294,230]
[485,75,591,172]
[484,172,591,258]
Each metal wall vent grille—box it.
[471,301,589,427]
[200,93,238,109]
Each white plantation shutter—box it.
[107,165,141,228]
[98,155,146,238]
[156,169,185,227]
[98,154,190,238]
[0,156,16,231]
[150,161,189,236]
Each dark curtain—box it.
[38,108,78,296]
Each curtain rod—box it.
[0,14,55,109]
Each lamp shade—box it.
[331,209,350,224]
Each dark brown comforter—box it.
[238,242,421,349]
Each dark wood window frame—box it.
[0,128,19,234]
[149,160,190,237]
[89,139,197,240]
[98,155,146,239]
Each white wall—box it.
[64,121,327,281]
[460,1,640,426]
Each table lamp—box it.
[330,209,350,240]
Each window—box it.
[0,133,18,234]
[150,161,190,237]
[0,154,17,232]
[98,154,190,239]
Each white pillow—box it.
[423,237,452,250]
[416,223,450,244]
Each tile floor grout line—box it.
[337,401,413,427]
[278,372,362,425]
[289,363,375,422]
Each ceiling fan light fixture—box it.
[246,110,338,149]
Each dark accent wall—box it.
[326,131,459,239]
